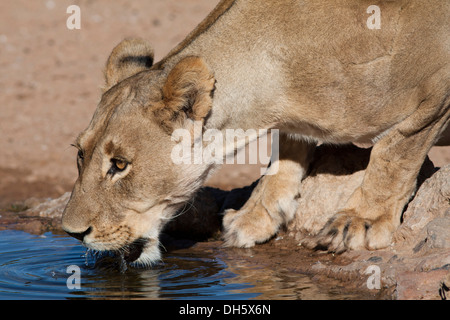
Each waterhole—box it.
[0,230,363,299]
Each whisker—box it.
[158,239,167,253]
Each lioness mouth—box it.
[122,238,148,263]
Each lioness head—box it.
[62,38,215,266]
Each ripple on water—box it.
[0,230,365,300]
[0,230,256,300]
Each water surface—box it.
[0,230,361,300]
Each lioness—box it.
[62,0,450,266]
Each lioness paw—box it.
[302,212,393,253]
[222,203,280,248]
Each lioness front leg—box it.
[305,97,450,252]
[223,134,315,247]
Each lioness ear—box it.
[104,38,154,91]
[153,56,215,132]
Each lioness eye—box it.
[76,149,84,172]
[115,160,127,171]
[108,158,128,175]
[77,150,84,160]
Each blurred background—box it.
[0,0,448,209]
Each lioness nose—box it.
[66,227,92,242]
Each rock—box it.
[289,145,369,237]
[395,269,450,300]
[440,273,450,300]
[23,197,47,210]
[24,192,71,219]
[424,216,450,250]
[394,165,450,251]
[0,192,70,234]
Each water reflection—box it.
[216,250,360,300]
[74,251,257,299]
[0,230,361,299]
[0,231,255,299]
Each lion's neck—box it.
[154,0,283,134]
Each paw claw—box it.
[301,212,392,253]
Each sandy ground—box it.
[0,0,449,209]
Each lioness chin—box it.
[62,0,450,265]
